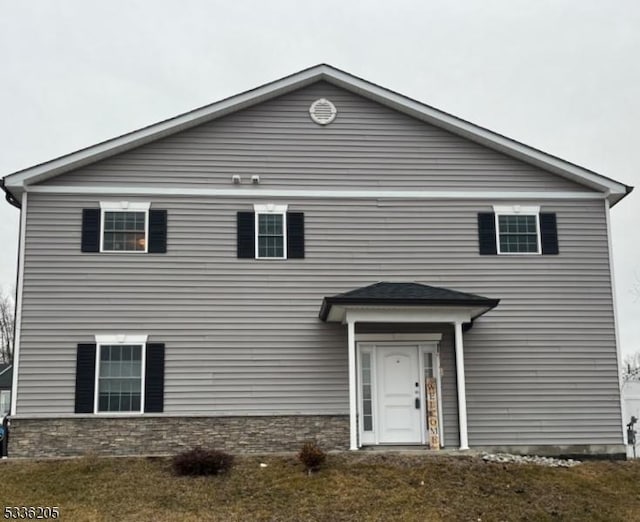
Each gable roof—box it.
[1,64,632,206]
[319,282,499,322]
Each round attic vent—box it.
[309,98,337,125]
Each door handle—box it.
[415,398,421,409]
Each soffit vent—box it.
[309,98,337,125]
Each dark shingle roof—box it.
[319,282,499,321]
[0,364,12,389]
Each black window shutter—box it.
[144,343,165,413]
[540,213,559,255]
[477,213,497,255]
[148,209,168,253]
[237,212,255,258]
[287,212,305,259]
[75,343,97,413]
[81,209,101,253]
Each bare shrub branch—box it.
[623,352,640,383]
[0,289,15,364]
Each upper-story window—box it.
[254,204,288,259]
[82,203,167,254]
[478,205,558,256]
[237,205,304,260]
[99,202,150,253]
[493,205,541,255]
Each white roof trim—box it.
[325,304,492,324]
[3,64,631,205]
[27,185,603,201]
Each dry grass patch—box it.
[1,453,639,521]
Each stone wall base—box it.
[8,416,625,459]
[8,415,350,458]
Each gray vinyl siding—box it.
[17,193,621,447]
[43,81,591,193]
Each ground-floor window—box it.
[361,352,373,432]
[97,344,144,412]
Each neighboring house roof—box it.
[319,282,499,322]
[0,364,12,389]
[1,64,632,206]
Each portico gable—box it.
[320,282,499,450]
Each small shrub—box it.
[298,441,326,474]
[172,447,234,476]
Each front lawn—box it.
[1,453,639,521]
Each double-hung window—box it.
[95,335,146,413]
[237,205,304,260]
[493,205,541,255]
[100,202,150,253]
[254,204,287,259]
[75,336,165,414]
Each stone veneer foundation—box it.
[8,415,350,458]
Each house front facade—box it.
[1,65,632,457]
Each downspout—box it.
[1,178,23,418]
[605,197,627,446]
[0,178,21,365]
[9,190,26,416]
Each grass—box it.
[1,453,640,521]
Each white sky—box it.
[0,1,638,355]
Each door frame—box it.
[356,338,443,447]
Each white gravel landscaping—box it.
[481,452,581,467]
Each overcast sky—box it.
[1,1,638,355]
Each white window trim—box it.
[493,204,541,255]
[99,201,151,212]
[93,334,148,415]
[99,201,151,254]
[356,333,442,342]
[253,203,288,260]
[95,334,149,344]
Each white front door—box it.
[376,345,422,443]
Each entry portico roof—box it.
[319,282,499,323]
